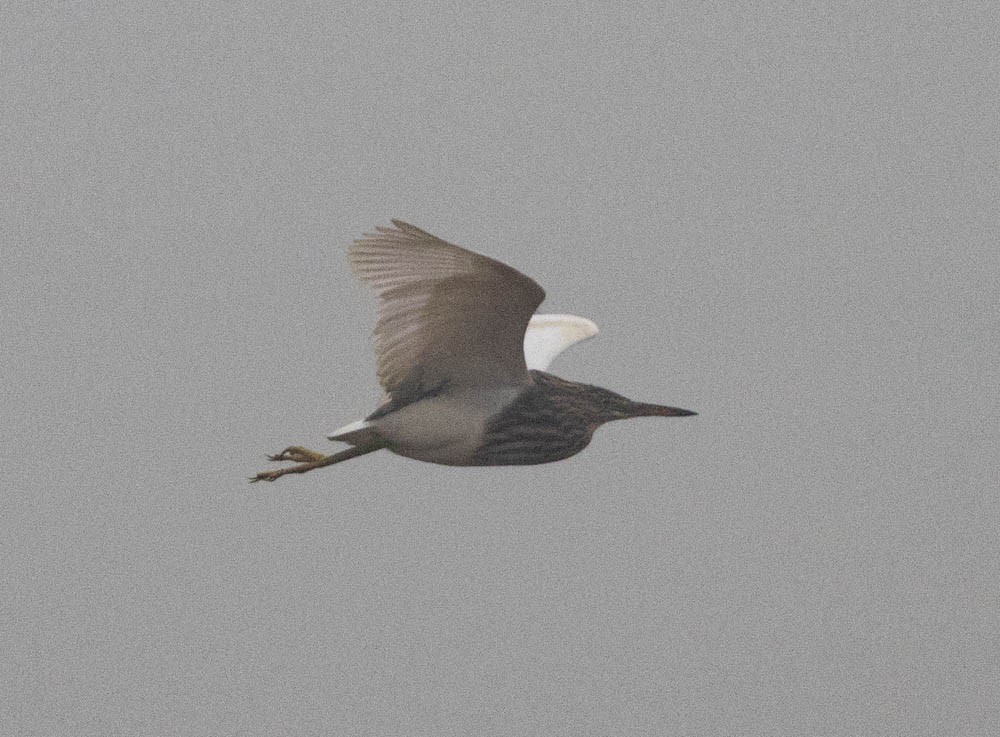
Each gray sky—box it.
[4,2,998,735]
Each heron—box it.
[252,220,695,482]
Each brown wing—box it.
[349,220,546,398]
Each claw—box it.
[267,446,326,464]
[252,445,326,483]
[250,441,380,484]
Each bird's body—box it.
[253,221,694,482]
[357,383,524,465]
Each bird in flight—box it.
[252,220,695,482]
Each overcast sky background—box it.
[3,2,998,735]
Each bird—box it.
[251,220,695,482]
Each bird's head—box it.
[571,382,696,425]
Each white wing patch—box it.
[523,314,599,371]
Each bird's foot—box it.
[250,469,285,483]
[249,442,384,484]
[249,446,326,483]
[266,446,326,463]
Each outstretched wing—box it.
[349,220,546,398]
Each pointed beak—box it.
[631,403,697,417]
[659,406,697,417]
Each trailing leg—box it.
[250,442,385,483]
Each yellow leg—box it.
[250,442,384,483]
[267,446,327,463]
